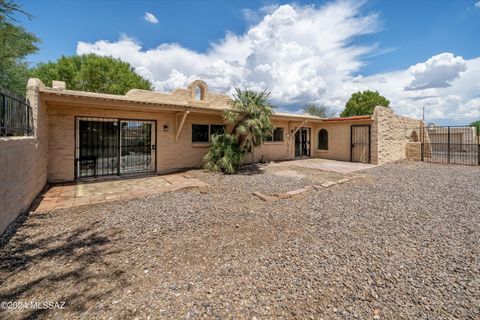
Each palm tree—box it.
[225,88,275,164]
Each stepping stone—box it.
[252,192,278,202]
[278,188,309,199]
[321,181,337,188]
[336,178,351,184]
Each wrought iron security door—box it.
[75,117,156,178]
[295,127,311,157]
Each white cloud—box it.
[144,12,159,24]
[405,53,466,90]
[475,1,480,8]
[77,2,480,123]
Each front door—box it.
[295,127,311,157]
[76,117,156,178]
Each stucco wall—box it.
[0,79,48,234]
[249,119,295,163]
[371,106,423,165]
[311,120,374,162]
[47,105,299,181]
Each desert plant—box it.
[203,133,244,174]
[224,88,275,164]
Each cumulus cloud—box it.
[77,1,480,123]
[79,2,379,100]
[405,53,466,90]
[144,12,159,24]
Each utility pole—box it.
[422,103,429,122]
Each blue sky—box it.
[17,0,480,124]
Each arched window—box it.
[188,80,208,101]
[410,131,419,142]
[318,129,328,150]
[194,86,202,100]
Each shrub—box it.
[203,133,245,174]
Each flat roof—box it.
[37,80,372,123]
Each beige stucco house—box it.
[31,78,424,182]
[0,78,423,233]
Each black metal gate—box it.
[420,125,479,166]
[351,125,371,163]
[75,117,156,178]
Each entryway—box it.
[295,127,311,157]
[75,117,156,178]
[351,125,371,164]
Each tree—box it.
[0,0,40,95]
[470,120,480,135]
[30,54,152,94]
[203,88,275,172]
[302,103,335,118]
[340,90,390,117]
[225,88,275,164]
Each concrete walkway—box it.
[33,174,208,212]
[276,158,377,174]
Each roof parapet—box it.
[52,81,66,91]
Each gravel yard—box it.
[0,161,479,319]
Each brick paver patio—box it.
[32,174,208,212]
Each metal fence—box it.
[0,87,33,137]
[411,125,480,166]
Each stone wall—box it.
[371,106,424,165]
[405,142,422,161]
[0,79,48,234]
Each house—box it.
[0,78,423,233]
[27,78,423,182]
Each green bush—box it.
[203,133,245,174]
[341,90,390,117]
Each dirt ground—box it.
[0,161,478,319]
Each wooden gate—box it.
[351,125,371,163]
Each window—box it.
[192,124,209,142]
[265,128,284,142]
[318,129,328,150]
[210,125,225,137]
[192,124,226,143]
[194,86,202,100]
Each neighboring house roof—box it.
[322,115,372,122]
[36,78,372,123]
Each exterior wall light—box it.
[163,124,169,132]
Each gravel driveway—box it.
[0,162,479,319]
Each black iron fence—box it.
[0,87,33,137]
[410,125,480,166]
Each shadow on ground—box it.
[0,211,127,319]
